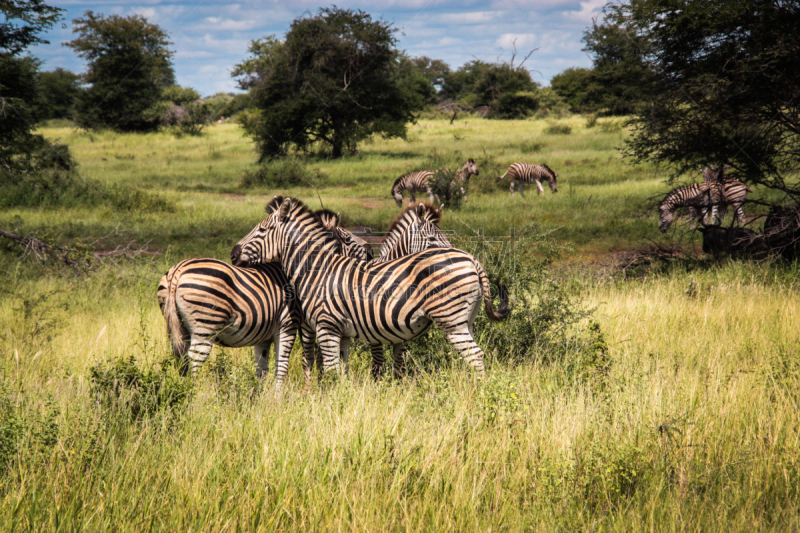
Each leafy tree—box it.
[33,68,81,120]
[441,60,539,119]
[550,67,597,113]
[233,7,424,159]
[615,0,800,194]
[65,11,174,132]
[1,0,64,170]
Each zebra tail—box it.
[476,261,510,321]
[162,268,188,359]
[497,170,509,182]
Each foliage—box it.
[32,68,81,121]
[405,55,451,102]
[545,122,572,135]
[617,0,800,192]
[420,151,468,209]
[66,11,174,132]
[204,92,251,121]
[240,157,323,188]
[0,0,64,171]
[90,355,193,421]
[233,7,424,159]
[441,60,540,119]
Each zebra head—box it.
[231,197,289,266]
[658,201,674,233]
[461,158,479,180]
[391,176,404,207]
[379,202,450,261]
[542,164,558,193]
[316,209,373,261]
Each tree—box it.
[441,60,539,119]
[1,0,64,170]
[613,0,800,194]
[33,68,81,120]
[233,7,424,159]
[65,11,174,132]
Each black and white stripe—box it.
[231,196,509,377]
[317,209,374,261]
[392,159,479,206]
[497,163,558,196]
[658,182,723,232]
[157,258,298,382]
[701,166,751,223]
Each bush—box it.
[240,158,322,188]
[545,122,572,135]
[427,167,467,210]
[161,102,212,136]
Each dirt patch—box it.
[361,202,383,209]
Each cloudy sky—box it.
[30,0,605,97]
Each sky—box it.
[29,0,605,97]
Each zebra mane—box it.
[266,196,340,248]
[540,164,556,178]
[386,201,442,237]
[315,208,340,230]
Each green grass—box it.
[0,117,798,531]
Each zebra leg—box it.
[711,205,719,225]
[273,315,297,385]
[392,343,407,379]
[409,191,416,204]
[340,337,352,375]
[254,342,272,378]
[535,180,544,195]
[441,326,485,374]
[300,323,316,388]
[187,336,214,376]
[735,204,746,224]
[519,183,525,197]
[317,332,343,375]
[509,180,515,196]
[370,344,385,380]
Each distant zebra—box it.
[658,182,724,232]
[317,209,374,261]
[231,196,509,377]
[701,166,751,224]
[497,163,558,196]
[371,202,452,378]
[392,159,479,206]
[157,259,298,382]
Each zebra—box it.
[658,182,724,232]
[156,258,299,382]
[391,159,479,206]
[316,209,374,261]
[231,196,509,378]
[702,166,751,224]
[497,163,558,196]
[370,201,453,378]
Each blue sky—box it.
[30,0,605,97]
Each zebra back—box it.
[378,202,451,262]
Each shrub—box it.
[161,101,212,135]
[427,167,467,210]
[545,122,572,135]
[240,158,322,188]
[586,113,599,128]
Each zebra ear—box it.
[416,203,426,220]
[334,213,341,228]
[278,198,291,221]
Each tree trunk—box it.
[331,120,344,158]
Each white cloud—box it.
[495,33,538,50]
[437,11,499,24]
[562,0,605,23]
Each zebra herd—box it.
[159,198,509,385]
[658,165,752,233]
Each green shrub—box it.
[240,158,322,188]
[90,356,193,421]
[518,141,544,154]
[545,122,572,135]
[585,113,599,128]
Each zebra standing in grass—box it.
[231,196,509,377]
[497,163,558,196]
[702,166,751,224]
[370,201,452,378]
[658,182,724,232]
[392,159,479,206]
[316,209,374,261]
[157,259,299,382]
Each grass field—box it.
[1,117,798,531]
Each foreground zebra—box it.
[370,202,452,378]
[391,159,479,206]
[497,163,558,196]
[231,196,509,376]
[157,259,298,381]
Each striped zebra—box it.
[702,166,751,224]
[157,258,299,382]
[497,163,558,196]
[370,201,452,378]
[391,159,479,206]
[231,196,509,377]
[658,182,724,232]
[317,209,374,261]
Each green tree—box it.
[1,0,64,170]
[616,0,800,193]
[65,11,174,132]
[33,68,81,120]
[441,60,539,119]
[233,7,424,159]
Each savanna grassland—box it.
[1,116,798,531]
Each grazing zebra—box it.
[701,166,751,224]
[658,182,724,232]
[391,159,479,206]
[370,202,452,378]
[497,163,558,196]
[317,209,374,261]
[157,258,298,382]
[231,196,509,377]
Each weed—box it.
[545,122,572,135]
[518,141,544,154]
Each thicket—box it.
[240,158,325,188]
